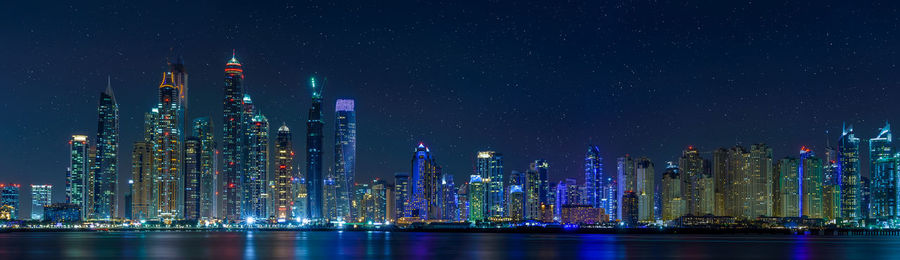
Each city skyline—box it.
[3,2,900,220]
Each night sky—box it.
[2,1,900,215]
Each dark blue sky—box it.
[1,1,899,212]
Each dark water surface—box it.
[0,231,897,259]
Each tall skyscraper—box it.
[800,148,824,218]
[532,160,551,215]
[871,154,897,218]
[476,151,504,218]
[468,175,485,222]
[747,143,774,218]
[222,52,244,222]
[441,174,458,221]
[774,157,799,217]
[621,191,638,226]
[273,124,294,220]
[154,72,182,220]
[91,81,118,220]
[393,173,409,221]
[334,99,356,221]
[30,185,52,220]
[616,155,635,219]
[0,184,20,220]
[584,145,603,209]
[869,121,893,177]
[306,77,324,221]
[131,141,153,220]
[508,184,524,222]
[406,143,442,220]
[192,117,216,219]
[680,146,712,216]
[838,123,861,219]
[524,168,542,221]
[635,157,654,222]
[67,135,90,218]
[603,177,617,221]
[244,113,269,220]
[183,137,202,220]
[660,162,684,221]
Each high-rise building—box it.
[31,185,52,220]
[131,141,153,220]
[747,143,774,218]
[616,155,635,219]
[153,72,183,220]
[800,148,824,218]
[869,121,893,178]
[476,151,504,219]
[370,179,389,223]
[508,184,524,222]
[661,162,685,221]
[532,160,551,218]
[334,99,356,221]
[306,77,325,221]
[192,117,216,219]
[871,154,897,218]
[621,191,638,227]
[0,184,20,220]
[244,112,269,220]
[91,82,118,220]
[680,146,712,216]
[67,135,90,218]
[524,168,542,221]
[584,145,603,209]
[861,176,872,219]
[406,144,442,220]
[712,148,728,216]
[456,183,469,222]
[441,174,458,221]
[124,180,133,220]
[222,53,244,222]
[292,177,307,221]
[838,123,861,219]
[774,157,799,217]
[183,137,202,220]
[468,175,485,222]
[273,124,294,220]
[393,173,409,221]
[635,157,654,222]
[603,177,617,221]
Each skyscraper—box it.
[621,191,638,227]
[222,52,244,222]
[131,141,153,220]
[616,155,635,219]
[680,146,712,216]
[838,123,861,219]
[603,177,617,221]
[468,175,485,222]
[183,137,201,220]
[508,184,524,222]
[334,99,356,221]
[154,72,182,220]
[394,173,409,221]
[532,160,551,215]
[871,154,897,218]
[0,184,20,220]
[476,151,504,218]
[748,143,774,218]
[67,135,90,218]
[774,157,799,217]
[193,117,217,219]
[31,185,52,220]
[274,124,294,221]
[869,121,893,178]
[306,77,324,221]
[244,113,269,220]
[524,168,542,221]
[441,174,458,221]
[406,143,442,220]
[584,145,603,209]
[800,148,824,218]
[660,162,684,221]
[91,81,118,220]
[635,157,654,222]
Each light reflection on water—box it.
[2,231,900,259]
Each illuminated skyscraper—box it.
[406,143,442,220]
[394,173,409,220]
[774,157,799,217]
[584,145,603,209]
[661,162,684,221]
[635,157,654,222]
[468,175,485,222]
[441,174,458,221]
[616,155,635,219]
[532,160,551,215]
[31,185,52,220]
[838,123,861,219]
[524,168,542,220]
[603,177,617,221]
[508,184,524,222]
[183,137,201,220]
[131,141,153,220]
[680,146,712,216]
[0,184,20,220]
[222,52,244,222]
[621,191,638,226]
[747,143,773,218]
[306,77,324,221]
[334,99,356,221]
[476,151,504,218]
[274,124,294,220]
[192,117,217,219]
[91,81,118,220]
[244,113,269,220]
[153,72,182,219]
[800,148,824,218]
[67,135,90,218]
[871,154,897,218]
[869,122,893,177]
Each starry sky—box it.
[1,1,900,216]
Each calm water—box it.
[0,231,898,259]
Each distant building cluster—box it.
[1,54,897,230]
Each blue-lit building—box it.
[306,77,325,221]
[31,185,52,220]
[441,174,458,221]
[43,203,81,223]
[468,175,485,222]
[1,184,20,220]
[838,123,861,219]
[476,151,504,219]
[334,99,356,221]
[584,145,603,209]
[67,135,90,219]
[394,173,409,221]
[869,122,893,219]
[406,143,441,220]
